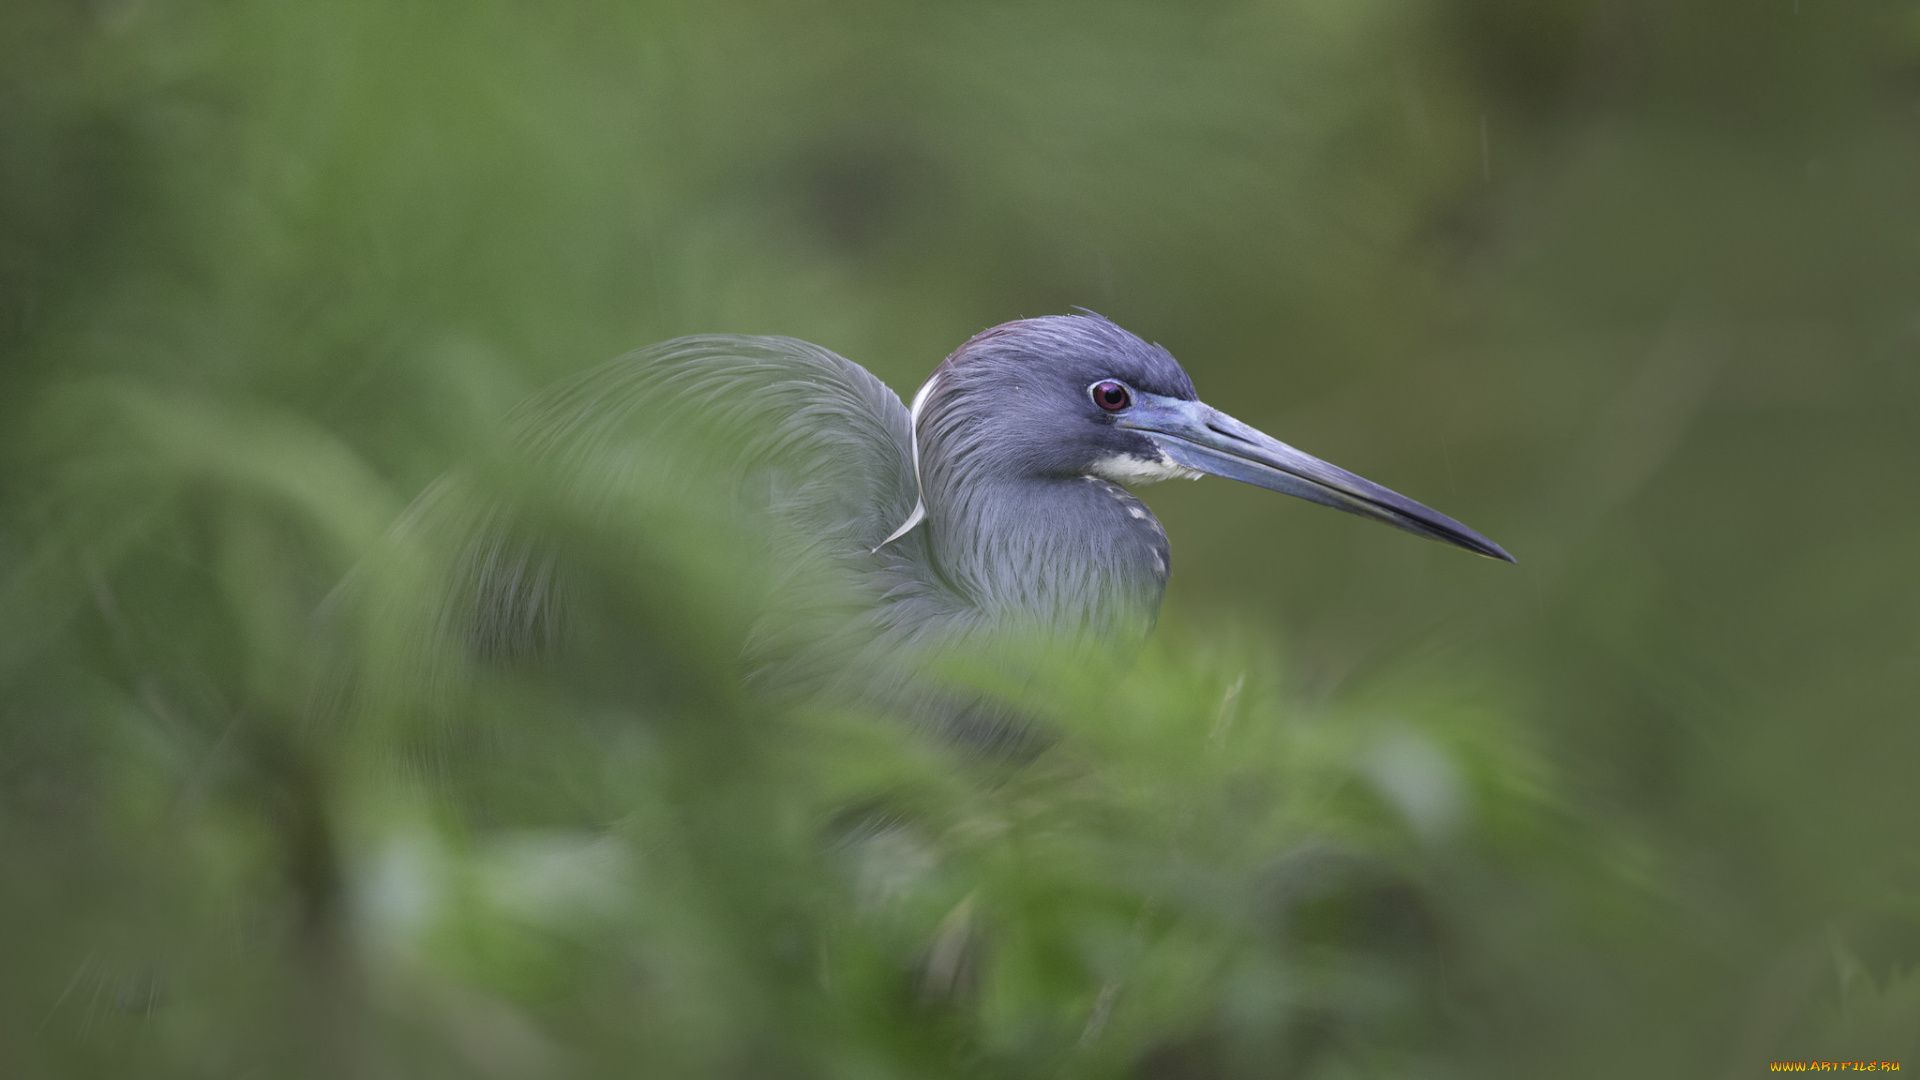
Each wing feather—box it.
[414,335,966,707]
[511,335,919,556]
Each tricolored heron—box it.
[454,313,1510,740]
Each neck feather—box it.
[921,471,1168,644]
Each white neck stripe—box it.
[873,370,940,551]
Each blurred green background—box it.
[5,1,1919,1076]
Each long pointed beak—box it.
[1119,395,1515,563]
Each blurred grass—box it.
[4,0,1920,1077]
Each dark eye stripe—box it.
[1092,380,1130,411]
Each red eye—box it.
[1092,380,1131,411]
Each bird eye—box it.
[1091,380,1131,412]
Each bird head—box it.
[912,313,1513,562]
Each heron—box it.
[436,313,1511,744]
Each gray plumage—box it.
[912,317,1183,641]
[418,313,1510,739]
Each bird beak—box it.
[1118,395,1515,563]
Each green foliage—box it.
[4,1,1919,1077]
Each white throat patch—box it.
[1087,451,1204,486]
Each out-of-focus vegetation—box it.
[4,1,1919,1077]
